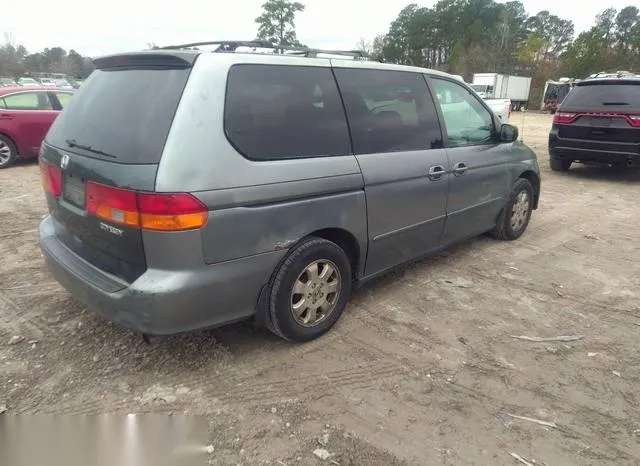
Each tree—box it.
[615,6,640,59]
[525,11,574,60]
[64,50,85,77]
[255,0,305,46]
[355,38,372,55]
[371,34,385,61]
[564,5,640,77]
[564,29,607,77]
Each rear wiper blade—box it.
[602,101,629,106]
[65,139,116,158]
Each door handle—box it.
[0,114,14,120]
[453,162,468,176]
[428,165,445,181]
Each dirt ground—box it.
[1,112,639,466]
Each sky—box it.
[1,0,635,57]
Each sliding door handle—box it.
[428,165,445,181]
[453,162,468,176]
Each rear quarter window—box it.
[563,83,640,109]
[224,64,351,161]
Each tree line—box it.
[369,1,639,82]
[0,34,94,79]
[3,1,638,87]
[254,0,639,105]
[253,0,638,81]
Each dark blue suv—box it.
[549,75,640,171]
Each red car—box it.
[0,87,74,168]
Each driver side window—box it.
[431,77,494,147]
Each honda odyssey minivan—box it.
[39,41,541,342]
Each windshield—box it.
[46,67,191,164]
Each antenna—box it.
[519,105,526,143]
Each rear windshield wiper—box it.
[602,101,629,106]
[65,139,116,158]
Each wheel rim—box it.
[510,191,530,231]
[290,259,341,327]
[0,141,12,165]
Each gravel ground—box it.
[1,112,639,465]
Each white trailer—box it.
[471,73,532,111]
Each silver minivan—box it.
[39,42,540,341]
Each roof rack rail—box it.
[160,40,273,51]
[588,70,639,79]
[159,40,372,60]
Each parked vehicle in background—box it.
[541,78,580,113]
[54,79,75,90]
[471,73,531,111]
[18,77,40,87]
[0,78,18,87]
[548,75,640,171]
[0,87,74,168]
[465,80,511,122]
[70,79,84,89]
[483,98,511,122]
[40,78,57,87]
[38,41,540,343]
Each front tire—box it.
[267,237,352,342]
[491,178,534,241]
[550,156,572,172]
[0,135,18,169]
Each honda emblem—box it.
[60,153,70,170]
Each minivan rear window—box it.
[46,67,191,164]
[563,82,640,108]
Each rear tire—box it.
[0,134,18,169]
[491,178,534,241]
[267,237,352,342]
[550,157,572,172]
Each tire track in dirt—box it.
[0,290,46,338]
[50,363,407,415]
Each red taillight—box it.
[86,181,208,231]
[87,182,139,228]
[137,193,209,231]
[554,112,577,124]
[39,160,62,197]
[554,111,640,127]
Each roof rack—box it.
[159,40,372,60]
[587,70,639,79]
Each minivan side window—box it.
[333,69,443,154]
[224,65,351,161]
[430,77,494,147]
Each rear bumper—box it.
[549,131,640,166]
[40,215,285,335]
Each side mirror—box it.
[500,123,519,143]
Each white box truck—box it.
[471,73,532,111]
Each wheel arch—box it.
[253,227,363,329]
[0,131,19,153]
[309,228,361,282]
[518,170,540,209]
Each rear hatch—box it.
[40,52,199,283]
[554,80,640,143]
